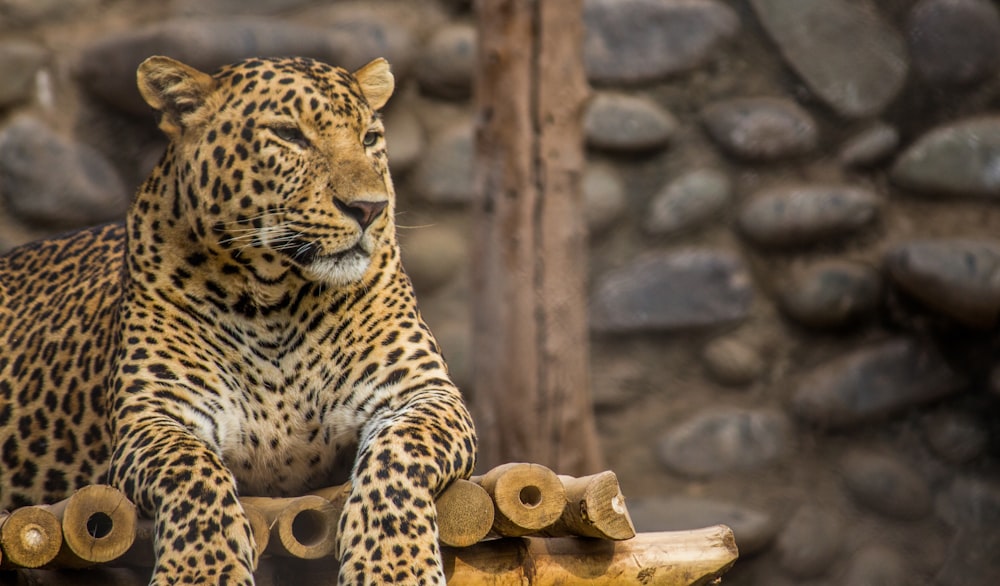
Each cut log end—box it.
[0,507,63,569]
[47,484,137,568]
[434,479,495,547]
[550,471,636,540]
[242,495,338,560]
[474,462,567,537]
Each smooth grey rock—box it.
[701,336,764,387]
[583,0,739,85]
[750,0,908,118]
[398,224,466,294]
[73,18,413,115]
[628,497,777,555]
[590,250,753,332]
[656,408,791,477]
[737,184,880,248]
[582,162,627,236]
[0,116,128,228]
[384,106,424,174]
[411,124,475,204]
[584,93,677,152]
[172,0,316,15]
[415,24,476,100]
[776,260,882,328]
[0,0,100,27]
[892,117,1000,198]
[0,41,47,109]
[907,0,1000,85]
[838,122,900,168]
[923,411,988,464]
[840,450,931,520]
[939,477,1000,528]
[884,239,1000,328]
[792,337,966,428]
[936,478,1000,585]
[701,97,817,161]
[842,546,907,586]
[938,527,1000,586]
[644,168,731,236]
[775,505,843,578]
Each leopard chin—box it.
[305,244,371,286]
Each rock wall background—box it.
[2,0,999,583]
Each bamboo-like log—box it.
[431,479,495,547]
[472,463,567,537]
[443,527,738,586]
[0,506,62,568]
[308,479,494,548]
[43,485,137,568]
[543,472,635,540]
[8,528,738,586]
[240,495,338,560]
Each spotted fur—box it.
[0,56,476,585]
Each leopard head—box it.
[136,55,396,287]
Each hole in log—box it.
[291,510,327,547]
[519,486,542,508]
[87,512,114,539]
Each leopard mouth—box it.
[281,239,367,267]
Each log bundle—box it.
[0,464,738,585]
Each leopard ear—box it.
[353,58,394,111]
[137,56,217,139]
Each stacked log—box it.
[0,464,738,585]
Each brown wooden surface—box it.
[0,528,738,586]
[472,0,601,476]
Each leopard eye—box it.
[270,125,310,148]
[362,130,380,148]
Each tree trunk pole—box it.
[472,0,601,475]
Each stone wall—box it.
[2,0,999,584]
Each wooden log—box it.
[43,485,137,568]
[114,479,491,566]
[543,472,635,540]
[308,479,494,548]
[430,479,495,547]
[0,506,62,568]
[241,495,338,560]
[442,527,738,586]
[4,528,738,585]
[472,463,566,537]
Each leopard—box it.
[0,54,477,585]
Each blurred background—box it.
[1,0,999,584]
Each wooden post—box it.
[240,495,338,560]
[473,463,566,537]
[442,527,738,585]
[547,471,635,540]
[0,506,62,568]
[44,485,137,568]
[473,0,601,476]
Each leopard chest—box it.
[199,325,372,496]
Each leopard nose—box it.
[334,198,388,230]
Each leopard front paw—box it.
[336,494,446,586]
